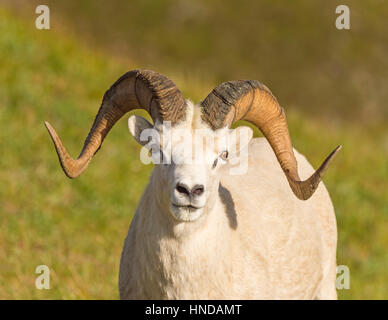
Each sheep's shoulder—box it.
[219,137,337,263]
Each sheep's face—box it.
[128,102,252,222]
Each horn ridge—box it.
[45,69,186,178]
[201,80,340,200]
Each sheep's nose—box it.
[175,183,204,197]
[176,183,190,196]
[191,184,204,197]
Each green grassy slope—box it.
[0,9,387,299]
[3,0,388,123]
[0,9,153,299]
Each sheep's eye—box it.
[220,150,229,161]
[212,158,218,169]
[149,146,166,164]
[213,151,228,169]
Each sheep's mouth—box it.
[170,203,205,222]
[172,203,201,210]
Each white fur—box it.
[120,101,337,300]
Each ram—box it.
[45,70,341,299]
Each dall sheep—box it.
[45,69,341,299]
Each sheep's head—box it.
[127,102,253,222]
[45,70,341,222]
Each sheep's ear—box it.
[228,126,253,159]
[128,115,154,146]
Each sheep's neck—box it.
[139,175,232,298]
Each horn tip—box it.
[291,144,342,201]
[44,120,51,129]
[328,144,342,161]
[44,121,76,179]
[44,121,56,137]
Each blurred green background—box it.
[0,0,386,299]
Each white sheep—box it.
[45,70,341,299]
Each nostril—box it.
[191,185,204,196]
[176,183,190,196]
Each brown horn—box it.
[201,80,341,200]
[45,69,186,178]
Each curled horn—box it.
[201,80,341,200]
[45,69,186,178]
